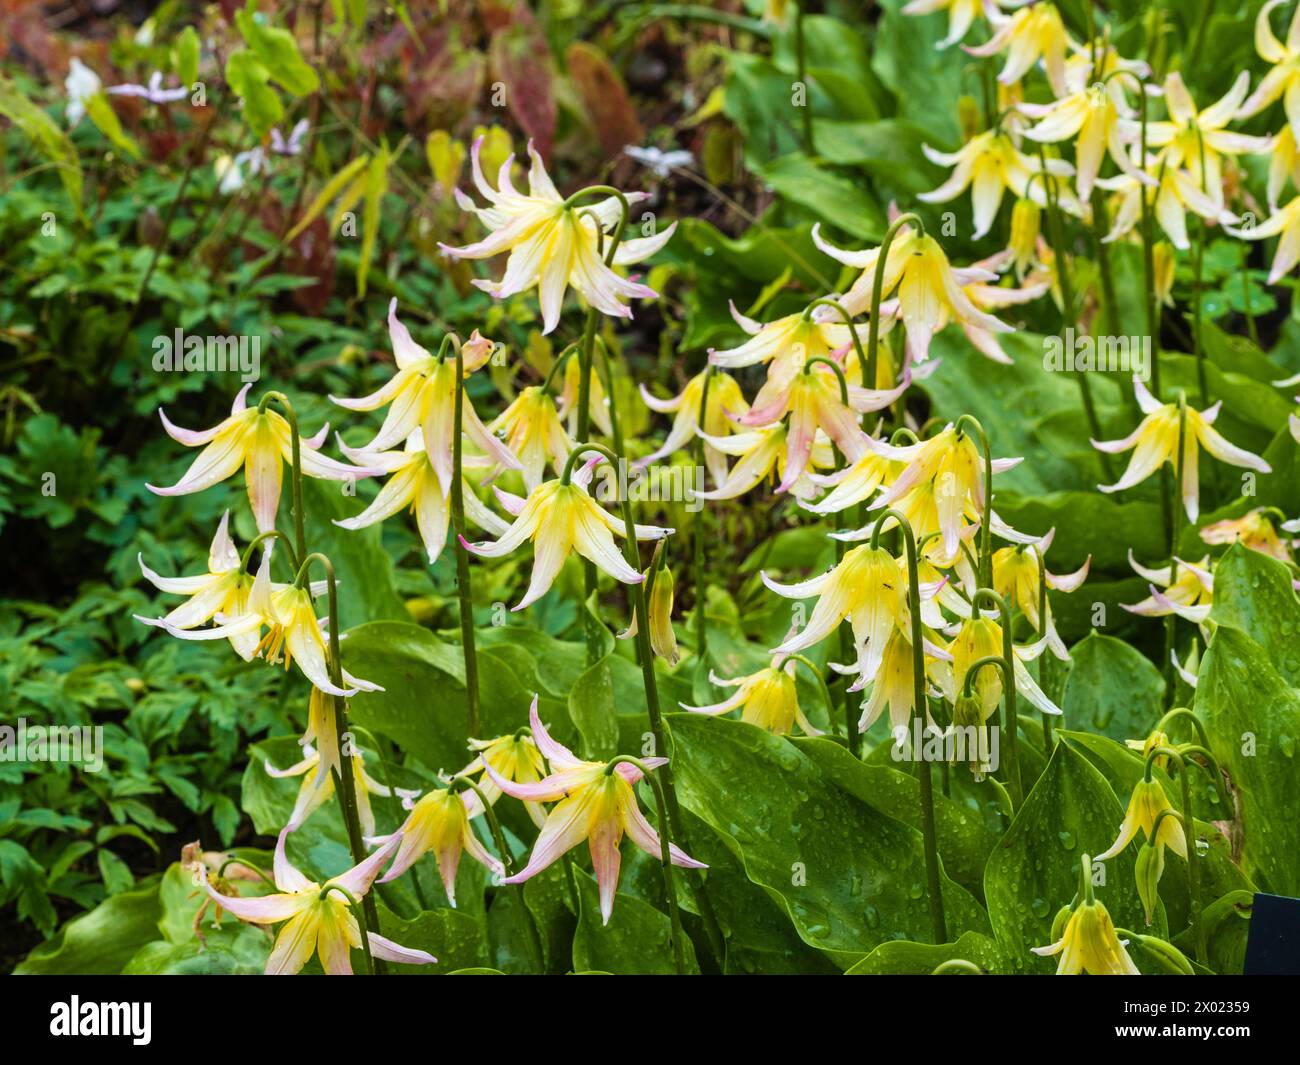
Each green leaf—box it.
[845,930,1011,974]
[356,149,389,297]
[1209,543,1300,686]
[16,879,163,974]
[0,75,84,217]
[571,868,699,975]
[285,154,369,243]
[757,153,884,241]
[983,742,1161,972]
[83,92,141,160]
[175,26,201,87]
[567,595,619,759]
[1197,626,1300,895]
[372,902,492,974]
[668,713,988,968]
[235,9,320,96]
[225,50,283,140]
[1060,632,1166,741]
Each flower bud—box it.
[1131,932,1195,975]
[647,562,680,666]
[1153,241,1176,307]
[1008,199,1041,279]
[1134,838,1164,926]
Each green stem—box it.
[606,755,688,974]
[693,367,714,661]
[319,884,375,976]
[449,334,481,737]
[869,509,947,942]
[1035,547,1055,752]
[866,213,923,389]
[953,414,995,589]
[1163,399,1186,707]
[969,587,1024,808]
[563,441,727,964]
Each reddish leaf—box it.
[566,42,643,159]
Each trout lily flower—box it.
[482,697,706,924]
[1227,195,1300,283]
[802,441,902,516]
[164,553,382,697]
[457,732,547,828]
[371,787,504,903]
[990,530,1091,659]
[487,386,573,490]
[959,250,1052,363]
[621,558,680,666]
[964,2,1074,96]
[1267,125,1300,209]
[919,130,1077,239]
[265,739,412,837]
[556,354,613,437]
[858,628,951,734]
[638,367,750,488]
[333,431,509,564]
[813,225,1015,363]
[681,656,823,736]
[696,421,834,502]
[1097,777,1188,865]
[330,301,518,491]
[763,545,919,683]
[901,0,995,49]
[1237,0,1300,140]
[1124,552,1214,624]
[1033,895,1139,975]
[1094,379,1272,522]
[148,384,385,533]
[440,138,674,333]
[134,511,276,660]
[1144,72,1269,206]
[1097,157,1238,251]
[1019,73,1151,202]
[460,463,669,611]
[950,614,1061,719]
[1201,508,1293,562]
[193,829,435,975]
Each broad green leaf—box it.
[757,153,884,241]
[983,742,1162,973]
[1060,632,1165,741]
[373,902,492,974]
[1197,626,1300,895]
[16,879,163,974]
[668,713,988,968]
[571,868,699,975]
[225,50,283,139]
[235,9,320,96]
[845,930,1011,974]
[1209,544,1300,686]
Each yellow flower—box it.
[1094,379,1272,522]
[919,130,1076,239]
[1266,124,1300,209]
[461,468,667,611]
[1228,194,1300,283]
[148,386,383,533]
[763,545,914,682]
[1097,777,1188,864]
[901,0,989,49]
[1098,158,1238,251]
[814,225,1015,363]
[458,731,547,827]
[965,2,1073,96]
[638,367,749,488]
[1019,72,1151,202]
[858,628,950,734]
[1145,72,1269,206]
[193,829,435,975]
[483,697,706,925]
[441,139,675,333]
[802,440,902,516]
[1238,0,1300,140]
[556,352,612,437]
[681,656,820,736]
[264,737,410,837]
[991,531,1091,658]
[1201,508,1293,562]
[1124,552,1214,623]
[1033,897,1139,975]
[950,614,1060,719]
[696,421,834,501]
[331,301,517,491]
[370,787,504,904]
[334,431,509,564]
[1007,197,1041,278]
[488,386,573,490]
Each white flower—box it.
[65,58,101,127]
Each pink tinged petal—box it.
[502,790,597,885]
[1195,420,1272,473]
[513,521,574,611]
[588,804,624,925]
[208,510,240,572]
[327,831,404,898]
[274,826,314,893]
[367,932,436,966]
[147,427,249,499]
[194,876,306,925]
[387,299,434,369]
[158,407,221,446]
[244,436,284,534]
[622,792,708,870]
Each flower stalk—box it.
[449,333,482,736]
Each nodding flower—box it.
[440,139,674,333]
[681,656,822,737]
